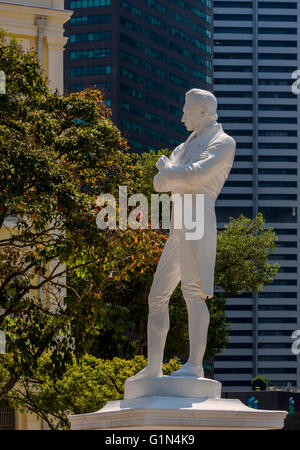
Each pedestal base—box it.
[69,376,287,430]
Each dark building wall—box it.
[64,0,213,153]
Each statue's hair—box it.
[185,88,218,121]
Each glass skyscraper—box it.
[64,0,213,153]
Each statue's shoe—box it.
[126,366,163,382]
[170,362,204,378]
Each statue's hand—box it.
[156,155,172,171]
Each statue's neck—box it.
[195,119,217,137]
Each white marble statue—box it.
[129,88,236,380]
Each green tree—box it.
[6,352,182,429]
[0,31,139,400]
[251,375,269,391]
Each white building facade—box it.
[213,0,300,391]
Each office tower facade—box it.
[63,0,213,152]
[213,0,300,391]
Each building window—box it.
[145,0,167,14]
[120,16,143,33]
[121,33,142,50]
[215,65,252,72]
[169,121,187,135]
[145,111,167,128]
[169,26,190,43]
[214,78,253,85]
[69,81,111,92]
[69,14,111,26]
[259,66,297,73]
[120,50,142,67]
[145,46,167,63]
[259,292,297,298]
[69,32,111,43]
[169,104,182,118]
[259,27,297,35]
[259,318,297,324]
[214,14,252,21]
[120,67,142,83]
[214,39,252,46]
[259,155,297,162]
[70,65,111,77]
[145,29,167,46]
[258,14,297,22]
[170,73,190,88]
[192,37,212,54]
[145,12,167,30]
[120,0,142,16]
[127,137,143,151]
[120,84,143,100]
[216,207,253,223]
[70,48,111,60]
[258,305,297,311]
[169,89,185,103]
[169,137,181,147]
[192,7,211,23]
[259,117,297,124]
[169,0,191,11]
[258,92,296,98]
[120,118,142,134]
[120,101,143,117]
[145,128,168,144]
[258,130,297,137]
[192,53,211,69]
[69,0,110,8]
[258,207,297,223]
[145,94,167,111]
[145,62,167,80]
[169,57,190,73]
[258,41,297,48]
[169,9,190,27]
[259,181,297,188]
[169,41,190,58]
[259,143,297,150]
[214,52,252,60]
[214,27,252,34]
[258,2,297,9]
[214,1,252,6]
[145,78,167,95]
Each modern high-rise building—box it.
[63,0,213,152]
[213,0,300,391]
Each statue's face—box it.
[181,98,208,132]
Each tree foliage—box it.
[6,352,181,429]
[251,375,269,391]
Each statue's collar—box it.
[186,122,221,145]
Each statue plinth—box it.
[124,375,221,400]
[69,377,287,430]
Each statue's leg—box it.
[128,232,181,380]
[171,206,216,377]
[171,290,210,377]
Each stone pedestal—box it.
[68,376,287,430]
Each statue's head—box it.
[182,89,218,133]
